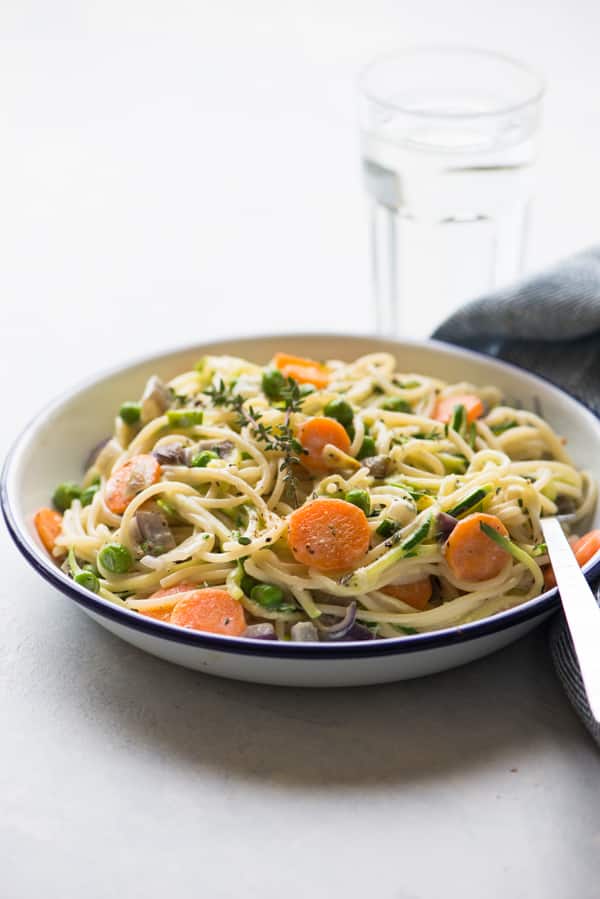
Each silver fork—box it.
[541,517,600,722]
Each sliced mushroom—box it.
[556,495,577,515]
[135,506,176,556]
[152,438,235,467]
[243,623,277,640]
[153,442,189,466]
[141,376,173,424]
[290,621,320,642]
[213,440,235,459]
[363,455,392,479]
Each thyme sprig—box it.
[203,376,307,504]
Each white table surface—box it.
[2,2,600,896]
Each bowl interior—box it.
[5,333,600,625]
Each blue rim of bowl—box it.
[2,334,600,660]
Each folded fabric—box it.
[434,245,600,342]
[432,246,600,746]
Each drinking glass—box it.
[358,47,545,337]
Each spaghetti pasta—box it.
[38,351,597,641]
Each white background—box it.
[1,2,600,897]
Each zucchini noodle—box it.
[44,351,596,642]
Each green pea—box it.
[238,535,252,546]
[98,542,132,574]
[167,409,204,428]
[357,436,376,460]
[80,483,100,507]
[74,570,100,593]
[119,401,141,425]
[261,368,287,400]
[345,489,371,516]
[241,573,258,596]
[190,450,218,468]
[324,398,354,427]
[382,397,412,413]
[52,482,82,512]
[250,583,285,609]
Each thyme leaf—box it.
[203,376,306,504]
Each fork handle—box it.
[541,517,600,723]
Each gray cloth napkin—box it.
[432,246,600,745]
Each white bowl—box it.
[3,334,600,687]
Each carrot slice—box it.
[543,528,600,590]
[444,512,510,581]
[298,416,351,474]
[140,606,173,622]
[434,394,484,424]
[382,578,432,611]
[170,588,246,636]
[105,454,161,514]
[273,352,330,389]
[137,583,196,621]
[288,497,370,572]
[34,507,63,554]
[573,529,600,567]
